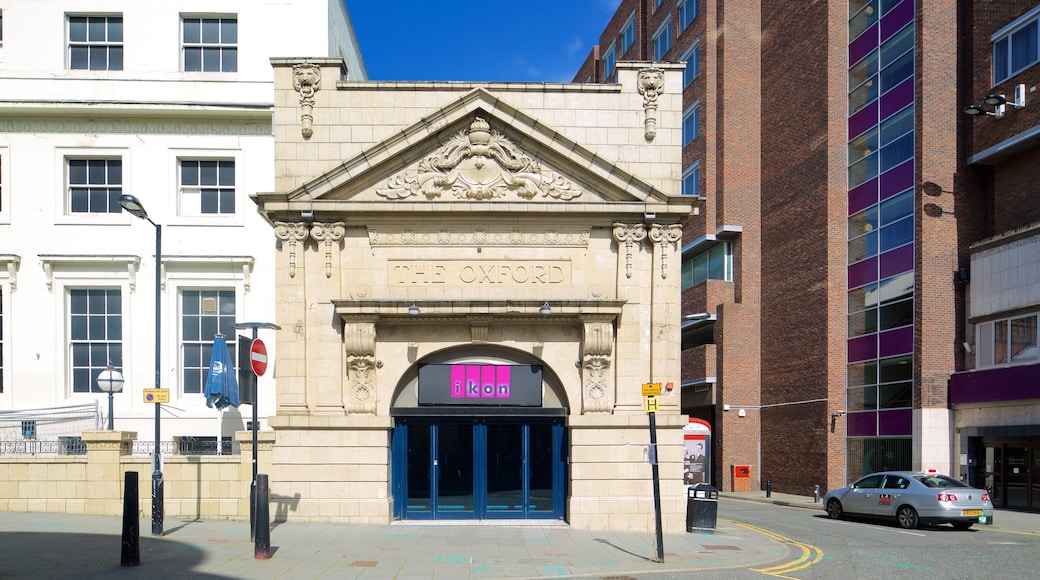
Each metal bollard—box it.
[254,474,271,559]
[766,480,771,498]
[814,484,820,503]
[121,471,140,566]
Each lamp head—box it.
[118,194,150,220]
[962,104,985,116]
[408,303,420,317]
[983,94,1007,106]
[96,368,125,393]
[539,302,551,316]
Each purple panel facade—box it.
[879,244,914,279]
[878,408,912,436]
[880,77,914,118]
[849,100,879,140]
[848,411,878,437]
[849,23,879,66]
[880,0,914,43]
[949,363,1040,405]
[880,159,913,198]
[878,326,913,358]
[848,177,879,215]
[848,256,878,289]
[848,334,878,363]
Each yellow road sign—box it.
[143,389,170,403]
[642,383,662,396]
[644,395,659,413]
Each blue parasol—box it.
[204,336,240,410]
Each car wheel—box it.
[952,521,974,530]
[826,498,844,520]
[896,505,919,529]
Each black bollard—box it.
[121,471,140,567]
[766,480,771,498]
[254,474,271,559]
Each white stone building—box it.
[0,1,366,445]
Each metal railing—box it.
[0,437,238,457]
[0,437,87,456]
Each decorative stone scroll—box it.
[581,320,615,414]
[637,67,665,141]
[273,222,309,278]
[310,222,345,278]
[377,118,583,201]
[612,223,647,279]
[343,321,377,415]
[292,63,321,139]
[648,224,683,279]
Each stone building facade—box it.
[251,60,699,532]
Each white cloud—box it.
[565,38,584,58]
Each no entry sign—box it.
[250,339,268,376]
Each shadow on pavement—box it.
[0,531,230,579]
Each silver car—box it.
[824,471,994,530]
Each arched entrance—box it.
[389,346,568,521]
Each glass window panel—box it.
[978,322,994,366]
[994,37,1009,83]
[878,272,913,304]
[879,382,912,408]
[879,300,912,330]
[70,47,88,69]
[203,47,221,71]
[72,343,89,366]
[848,230,877,263]
[223,48,237,72]
[847,385,878,411]
[848,282,879,312]
[880,132,913,171]
[848,128,878,165]
[1010,315,1038,362]
[879,355,912,383]
[848,152,878,188]
[109,47,123,70]
[880,105,913,145]
[849,50,878,91]
[848,75,879,114]
[848,308,878,337]
[109,18,122,42]
[879,215,912,252]
[849,1,878,39]
[848,360,878,387]
[200,161,218,184]
[184,47,201,71]
[880,23,913,68]
[995,320,1009,363]
[218,161,235,185]
[880,51,913,91]
[201,18,220,43]
[707,245,726,279]
[221,19,237,43]
[219,189,235,213]
[1011,21,1038,73]
[88,18,105,41]
[880,189,913,225]
[848,206,878,238]
[69,17,87,41]
[183,19,200,43]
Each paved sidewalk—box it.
[2,492,1036,578]
[0,509,787,579]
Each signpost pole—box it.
[643,383,665,563]
[232,322,279,541]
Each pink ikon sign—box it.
[450,365,511,399]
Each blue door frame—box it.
[392,417,566,520]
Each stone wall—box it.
[0,430,274,521]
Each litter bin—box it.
[686,483,718,534]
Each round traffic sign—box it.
[250,339,268,376]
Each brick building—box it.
[577,0,1040,509]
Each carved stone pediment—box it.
[377,118,583,201]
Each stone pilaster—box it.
[273,222,310,414]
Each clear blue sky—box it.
[346,1,621,82]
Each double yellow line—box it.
[733,521,824,578]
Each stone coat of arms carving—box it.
[377,118,583,201]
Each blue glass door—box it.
[393,418,565,520]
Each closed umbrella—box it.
[203,336,239,454]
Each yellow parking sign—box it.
[644,395,659,413]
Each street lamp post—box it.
[96,366,125,430]
[118,194,164,537]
